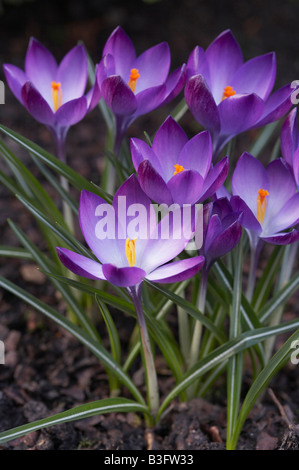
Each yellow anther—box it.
[221,85,236,101]
[257,188,269,225]
[125,238,137,267]
[128,68,140,93]
[173,163,185,176]
[51,81,62,111]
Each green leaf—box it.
[157,319,299,419]
[0,245,32,260]
[96,296,122,364]
[0,397,148,444]
[0,274,145,405]
[0,124,113,202]
[259,271,299,324]
[145,280,227,344]
[228,328,299,450]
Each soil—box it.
[0,0,299,451]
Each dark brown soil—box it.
[0,0,299,451]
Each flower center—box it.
[257,188,269,225]
[221,85,236,101]
[51,81,62,112]
[126,238,137,267]
[173,164,185,176]
[128,68,140,93]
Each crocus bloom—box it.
[281,107,299,188]
[131,115,229,205]
[96,26,186,153]
[200,197,243,272]
[230,152,299,250]
[3,37,101,156]
[56,174,205,288]
[185,30,293,158]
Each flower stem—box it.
[128,285,159,422]
[55,135,75,235]
[189,269,208,370]
[246,240,263,302]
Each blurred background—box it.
[0,0,298,176]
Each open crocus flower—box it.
[96,26,186,153]
[131,116,229,205]
[56,174,205,288]
[185,30,293,158]
[3,37,101,155]
[281,107,299,188]
[200,197,243,272]
[230,152,299,250]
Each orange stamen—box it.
[173,164,185,176]
[128,68,140,93]
[126,238,137,267]
[221,85,236,101]
[257,188,269,225]
[51,81,62,112]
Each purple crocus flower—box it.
[3,37,101,158]
[185,30,293,158]
[56,174,204,288]
[281,107,299,188]
[200,197,243,273]
[230,152,299,250]
[131,116,229,205]
[96,26,186,154]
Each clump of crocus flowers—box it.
[1,25,299,452]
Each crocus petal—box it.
[206,29,243,103]
[293,148,299,187]
[230,195,261,233]
[25,37,58,106]
[57,44,88,102]
[152,116,188,181]
[55,96,87,127]
[167,169,204,205]
[130,137,165,177]
[3,64,27,103]
[102,264,145,288]
[142,205,197,273]
[232,152,269,215]
[56,247,105,280]
[97,54,116,87]
[218,93,264,137]
[146,255,205,283]
[207,218,243,263]
[231,53,276,100]
[101,75,137,116]
[261,229,299,246]
[179,130,212,178]
[281,108,298,166]
[103,26,136,79]
[133,42,170,92]
[85,73,102,111]
[137,160,173,205]
[263,158,297,226]
[21,82,55,125]
[134,85,167,117]
[185,74,221,136]
[112,174,157,261]
[79,190,124,266]
[186,45,210,83]
[198,156,229,202]
[256,84,293,127]
[267,192,299,235]
[159,64,186,106]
